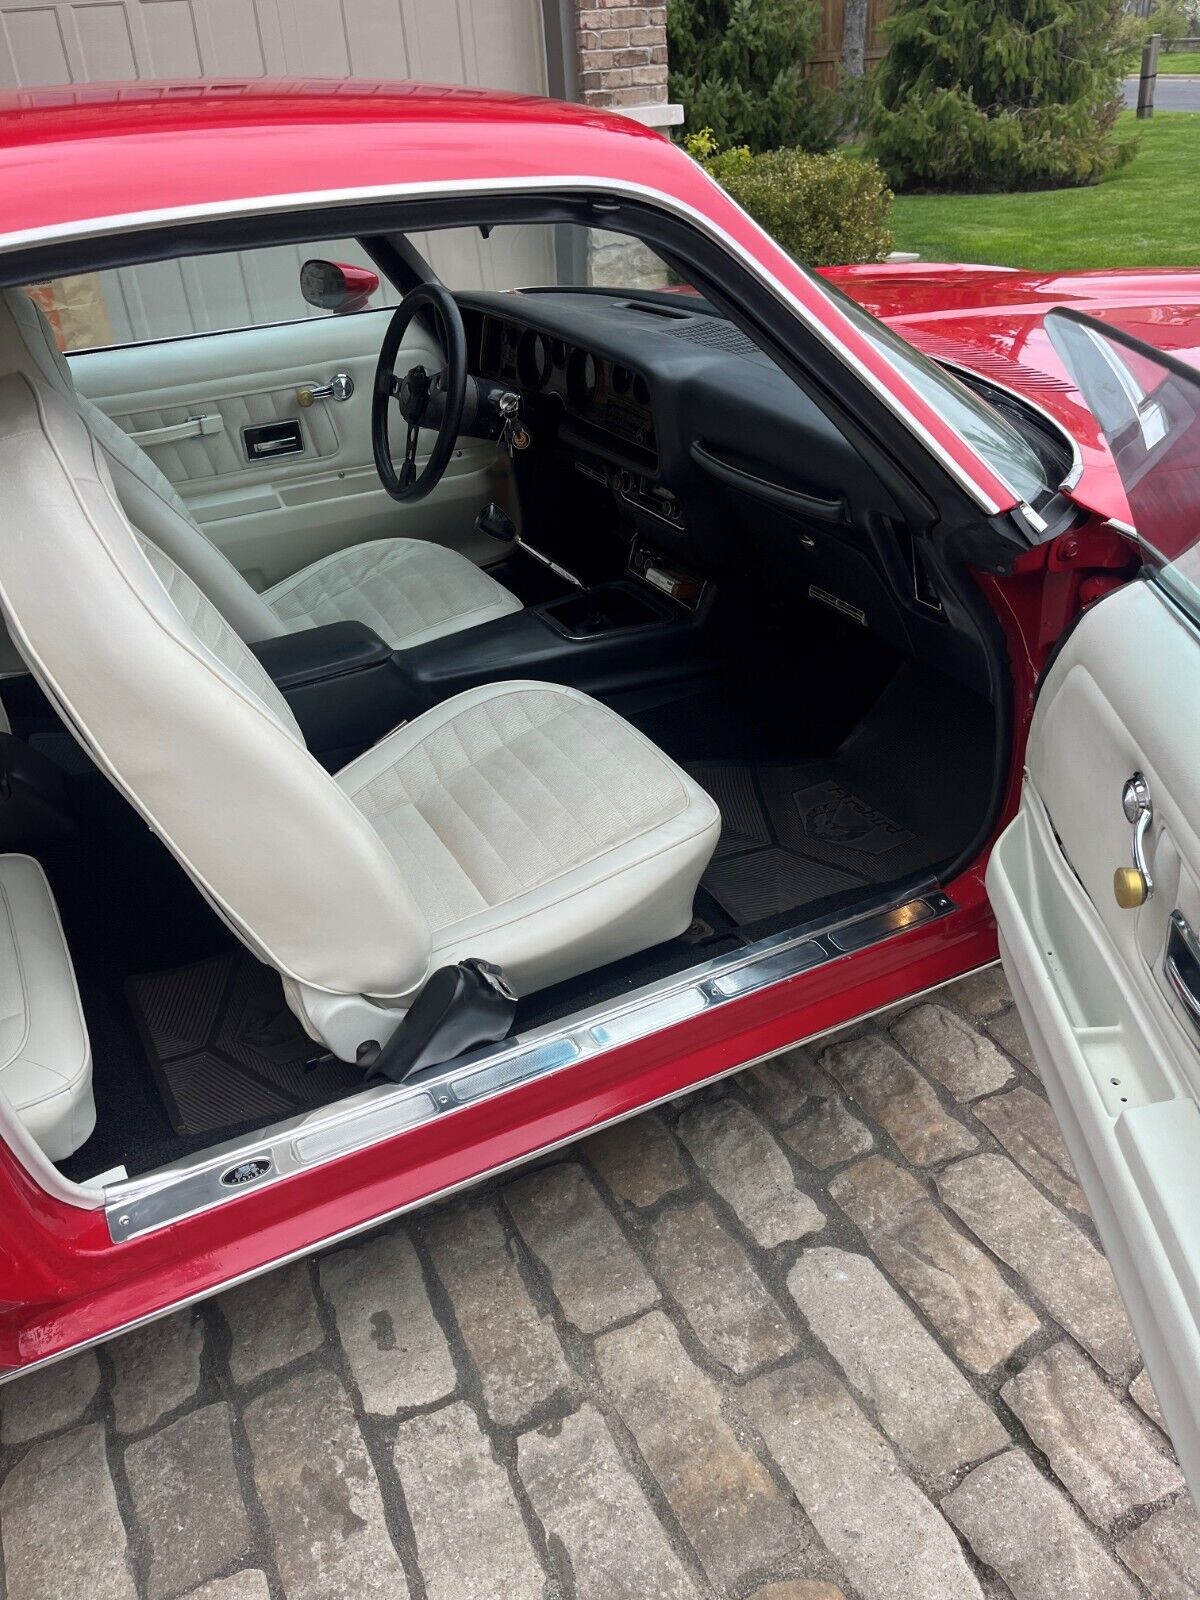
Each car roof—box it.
[0,77,687,246]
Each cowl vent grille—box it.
[905,329,1075,394]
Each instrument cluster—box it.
[479,314,655,456]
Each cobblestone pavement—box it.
[2,969,1198,1600]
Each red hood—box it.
[822,262,1200,525]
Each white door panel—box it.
[988,576,1200,1496]
[71,309,509,588]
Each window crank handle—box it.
[1114,772,1154,909]
[297,372,354,406]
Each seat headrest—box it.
[0,289,74,396]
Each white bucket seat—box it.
[0,289,521,656]
[0,372,720,1060]
[0,854,93,1160]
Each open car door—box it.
[988,306,1200,1495]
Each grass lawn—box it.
[1158,49,1200,73]
[886,112,1200,269]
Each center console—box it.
[394,544,713,712]
[253,544,716,762]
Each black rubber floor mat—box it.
[689,759,935,926]
[126,950,361,1138]
[688,763,773,861]
[702,845,860,922]
[682,661,995,931]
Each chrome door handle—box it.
[1165,911,1200,1038]
[297,373,354,406]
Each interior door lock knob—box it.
[1113,866,1150,910]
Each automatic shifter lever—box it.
[476,502,517,545]
[474,501,585,589]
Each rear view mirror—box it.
[299,259,379,314]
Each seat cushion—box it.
[336,680,721,997]
[0,855,93,1161]
[261,538,522,651]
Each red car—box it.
[0,78,1195,1494]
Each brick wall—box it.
[575,3,671,114]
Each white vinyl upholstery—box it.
[336,681,721,996]
[0,290,521,652]
[0,854,93,1161]
[0,371,720,1060]
[263,536,521,648]
[0,288,283,645]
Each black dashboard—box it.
[457,290,995,689]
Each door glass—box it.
[1046,307,1200,624]
[405,222,688,297]
[31,240,398,353]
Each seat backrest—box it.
[0,290,284,644]
[0,370,431,1001]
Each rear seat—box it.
[0,854,93,1161]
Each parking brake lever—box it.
[357,958,517,1084]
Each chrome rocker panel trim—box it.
[103,887,954,1242]
[3,943,997,1387]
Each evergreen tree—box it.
[865,0,1135,192]
[668,0,848,152]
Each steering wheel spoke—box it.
[371,283,468,503]
[401,418,420,488]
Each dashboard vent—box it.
[663,319,759,354]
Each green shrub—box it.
[866,0,1137,192]
[668,0,851,152]
[1147,0,1193,43]
[687,134,894,265]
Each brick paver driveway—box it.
[1,969,1196,1599]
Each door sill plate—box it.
[105,888,954,1240]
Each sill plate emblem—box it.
[220,1156,273,1188]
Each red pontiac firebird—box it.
[0,79,1195,1489]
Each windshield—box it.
[820,279,1053,506]
[414,224,1053,506]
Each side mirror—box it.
[299,259,380,314]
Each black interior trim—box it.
[250,620,392,692]
[690,440,848,524]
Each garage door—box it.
[0,0,547,96]
[0,0,551,343]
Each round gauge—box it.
[516,330,551,389]
[611,364,632,396]
[567,349,598,406]
[632,373,651,406]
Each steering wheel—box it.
[372,281,467,502]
